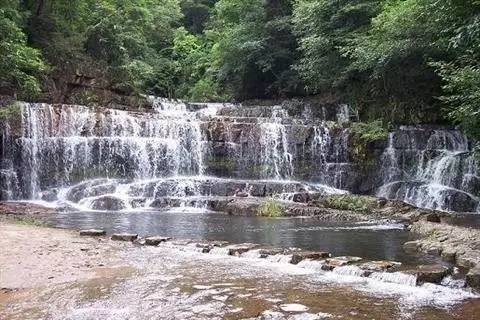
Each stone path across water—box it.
[1,222,480,319]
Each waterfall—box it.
[377,126,479,212]
[2,100,478,213]
[6,101,206,201]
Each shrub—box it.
[351,120,389,143]
[322,195,377,213]
[257,198,284,217]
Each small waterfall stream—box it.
[377,126,479,212]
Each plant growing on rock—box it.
[322,195,377,213]
[349,120,389,164]
[257,198,284,217]
[0,102,21,121]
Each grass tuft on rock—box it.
[322,195,377,213]
[257,198,285,217]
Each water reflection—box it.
[49,210,428,264]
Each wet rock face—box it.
[1,101,479,213]
[90,196,126,211]
[376,127,479,212]
[466,266,480,290]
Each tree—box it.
[0,2,46,98]
[293,0,380,94]
[209,0,301,100]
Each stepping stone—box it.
[145,236,172,246]
[79,229,106,237]
[228,243,259,256]
[405,264,452,284]
[322,256,363,270]
[111,233,138,242]
[258,247,286,258]
[359,260,401,273]
[196,240,229,253]
[290,251,330,265]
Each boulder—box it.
[466,266,480,290]
[145,236,172,246]
[290,251,330,265]
[90,196,126,211]
[79,229,106,237]
[441,190,478,213]
[111,233,138,242]
[405,264,452,284]
[292,192,311,203]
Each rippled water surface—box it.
[49,209,432,264]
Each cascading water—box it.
[377,126,479,212]
[1,99,478,213]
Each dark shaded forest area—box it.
[1,0,479,140]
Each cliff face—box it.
[0,99,478,213]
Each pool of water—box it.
[48,209,435,265]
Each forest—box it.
[1,0,479,141]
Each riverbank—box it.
[2,220,480,320]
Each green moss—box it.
[12,216,47,227]
[0,103,22,121]
[257,198,285,217]
[248,164,269,176]
[205,157,236,172]
[349,120,389,164]
[322,194,377,213]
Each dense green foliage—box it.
[0,0,479,140]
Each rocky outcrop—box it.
[405,265,452,285]
[407,221,480,289]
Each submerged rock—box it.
[79,229,106,236]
